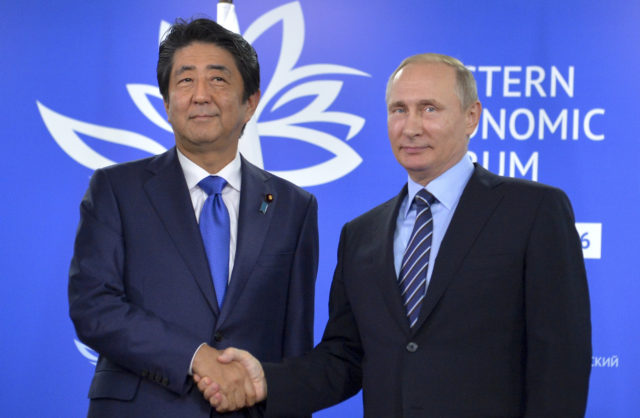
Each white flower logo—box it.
[74,339,98,365]
[37,1,368,187]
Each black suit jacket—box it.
[264,164,591,417]
[69,148,318,417]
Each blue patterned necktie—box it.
[398,189,436,327]
[198,176,230,308]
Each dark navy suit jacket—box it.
[264,164,591,418]
[69,148,318,417]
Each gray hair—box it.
[385,53,478,109]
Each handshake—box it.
[191,344,267,412]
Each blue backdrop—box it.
[1,0,638,416]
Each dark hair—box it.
[157,18,260,102]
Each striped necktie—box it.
[398,189,436,327]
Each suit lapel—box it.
[143,148,219,316]
[413,165,504,331]
[375,186,412,334]
[217,157,272,326]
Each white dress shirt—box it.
[176,149,243,374]
[177,149,241,283]
[393,154,474,288]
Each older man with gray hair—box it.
[198,52,591,418]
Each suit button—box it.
[406,342,418,352]
[162,377,169,386]
[214,332,223,342]
[141,370,148,378]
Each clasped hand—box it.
[192,345,266,412]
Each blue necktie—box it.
[398,189,436,328]
[199,176,230,308]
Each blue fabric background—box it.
[1,1,637,416]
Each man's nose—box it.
[402,111,423,137]
[193,78,211,103]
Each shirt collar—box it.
[176,148,242,193]
[404,154,474,217]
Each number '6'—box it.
[581,232,590,249]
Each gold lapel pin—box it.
[259,194,274,214]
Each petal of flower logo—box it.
[242,2,369,185]
[38,1,368,188]
[74,339,98,366]
[126,84,173,133]
[37,101,166,170]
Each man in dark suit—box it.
[68,18,318,417]
[197,53,592,417]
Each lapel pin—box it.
[259,193,274,214]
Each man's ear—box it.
[243,90,261,124]
[465,100,482,137]
[164,98,171,123]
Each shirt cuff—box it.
[189,342,208,376]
